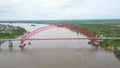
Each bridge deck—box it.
[0,37,120,41]
[98,37,120,40]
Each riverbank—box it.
[99,40,120,58]
[66,22,120,57]
[0,24,27,39]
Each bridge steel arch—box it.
[20,24,98,44]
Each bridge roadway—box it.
[0,37,120,41]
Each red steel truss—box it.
[20,24,98,44]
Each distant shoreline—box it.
[0,19,120,23]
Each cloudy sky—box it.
[0,0,120,20]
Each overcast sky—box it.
[0,0,120,20]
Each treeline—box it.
[69,23,120,37]
[0,26,26,39]
[68,22,120,57]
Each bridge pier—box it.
[91,40,99,46]
[19,43,26,48]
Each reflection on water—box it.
[19,47,25,52]
[9,47,13,52]
[0,23,120,68]
[8,47,25,52]
[0,47,2,52]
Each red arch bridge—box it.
[19,24,98,46]
[0,24,100,47]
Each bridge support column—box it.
[19,39,26,48]
[91,39,99,46]
[19,43,26,48]
[95,38,99,45]
[8,41,13,47]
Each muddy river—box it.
[0,23,120,68]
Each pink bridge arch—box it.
[20,24,98,44]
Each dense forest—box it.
[67,22,120,57]
[0,25,26,39]
[69,22,120,37]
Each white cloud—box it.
[33,0,64,7]
[0,0,120,20]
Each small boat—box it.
[28,42,31,45]
[31,24,35,26]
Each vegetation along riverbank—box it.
[68,21,120,57]
[0,24,26,39]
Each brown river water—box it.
[0,23,120,68]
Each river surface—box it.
[0,23,120,68]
